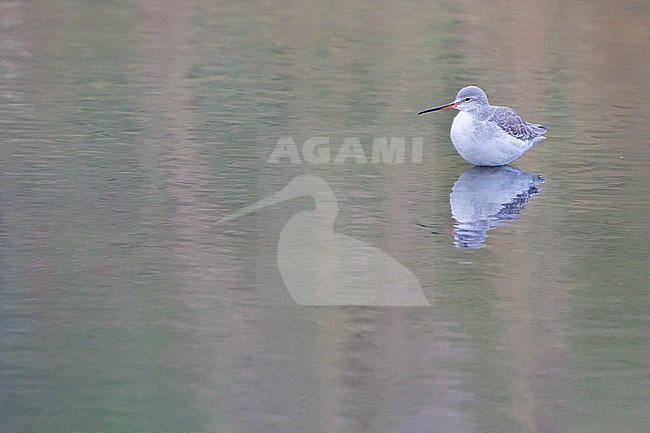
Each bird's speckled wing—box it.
[489,107,546,141]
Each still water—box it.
[1,1,648,432]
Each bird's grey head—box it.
[417,85,491,118]
[454,86,489,114]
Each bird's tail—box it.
[528,123,547,135]
[526,122,547,135]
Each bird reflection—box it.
[218,175,429,306]
[450,165,545,248]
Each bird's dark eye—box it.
[464,97,471,102]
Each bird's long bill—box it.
[217,183,305,225]
[417,101,457,115]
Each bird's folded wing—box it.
[489,107,539,141]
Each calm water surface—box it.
[1,1,649,432]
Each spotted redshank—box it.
[418,86,547,166]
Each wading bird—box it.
[418,86,546,166]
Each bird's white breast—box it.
[450,112,534,166]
